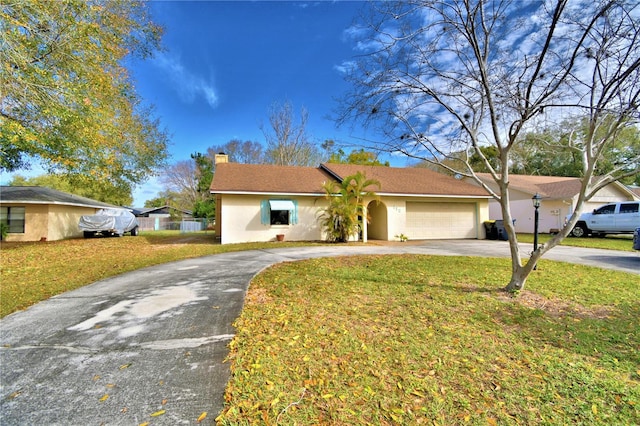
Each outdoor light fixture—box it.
[532,193,542,270]
[532,193,542,209]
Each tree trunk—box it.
[505,266,529,293]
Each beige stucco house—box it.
[0,186,121,242]
[210,158,491,244]
[473,174,639,234]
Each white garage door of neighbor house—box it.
[406,202,477,239]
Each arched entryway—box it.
[367,200,388,241]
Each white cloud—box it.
[333,60,357,74]
[154,52,219,109]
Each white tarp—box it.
[79,208,138,235]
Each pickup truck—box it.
[79,208,139,238]
[570,201,640,237]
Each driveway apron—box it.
[1,242,638,425]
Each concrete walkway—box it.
[1,241,638,425]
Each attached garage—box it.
[211,161,491,244]
[406,202,478,239]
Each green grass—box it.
[219,255,640,425]
[0,231,322,318]
[518,233,635,251]
[2,231,638,423]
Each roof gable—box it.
[322,163,490,197]
[0,186,119,209]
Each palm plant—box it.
[320,171,380,242]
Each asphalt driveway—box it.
[1,241,638,425]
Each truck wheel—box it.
[83,231,94,238]
[570,223,589,238]
[131,227,139,236]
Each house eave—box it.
[376,192,491,199]
[0,200,121,209]
[211,190,325,197]
[211,190,490,199]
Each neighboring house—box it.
[131,205,195,231]
[0,186,121,242]
[472,174,639,234]
[210,156,491,244]
[131,205,193,219]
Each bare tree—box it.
[159,160,200,211]
[207,139,265,164]
[339,0,640,292]
[262,100,322,166]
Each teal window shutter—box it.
[260,200,270,225]
[291,200,298,224]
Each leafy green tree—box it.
[320,172,380,242]
[144,196,166,209]
[191,152,215,218]
[144,190,181,209]
[1,0,168,189]
[328,148,390,166]
[511,117,640,184]
[8,173,133,205]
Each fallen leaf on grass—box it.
[99,394,109,402]
[150,409,165,417]
[119,363,132,370]
[197,412,207,422]
[8,391,22,399]
[161,399,168,405]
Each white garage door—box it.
[406,202,477,239]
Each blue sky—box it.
[127,0,399,205]
[1,0,404,206]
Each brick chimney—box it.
[214,152,228,164]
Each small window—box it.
[620,203,639,214]
[593,204,615,215]
[270,209,290,225]
[260,200,298,226]
[0,206,26,233]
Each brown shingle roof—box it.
[322,163,490,196]
[475,173,583,198]
[210,163,336,194]
[211,162,490,197]
[476,174,640,200]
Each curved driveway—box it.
[1,241,638,425]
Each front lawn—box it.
[518,233,635,251]
[219,255,639,425]
[0,232,318,318]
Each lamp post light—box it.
[532,193,542,270]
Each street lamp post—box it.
[532,193,542,270]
